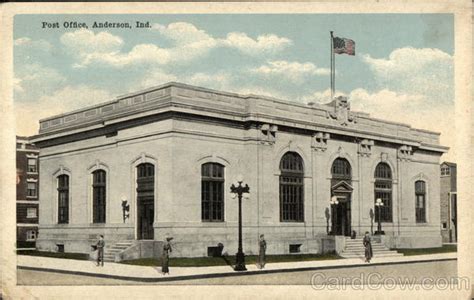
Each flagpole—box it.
[330,31,334,100]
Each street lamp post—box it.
[375,198,384,235]
[329,196,339,235]
[230,175,250,271]
[121,196,130,223]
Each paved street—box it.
[18,260,457,286]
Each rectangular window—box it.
[27,158,37,173]
[289,244,302,253]
[26,230,37,241]
[201,163,224,222]
[57,175,69,224]
[374,181,392,222]
[280,176,304,222]
[415,181,426,223]
[92,170,106,223]
[441,166,450,176]
[56,244,64,253]
[27,182,37,197]
[27,207,37,218]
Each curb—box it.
[17,257,457,283]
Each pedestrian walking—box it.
[363,231,373,263]
[96,235,105,266]
[258,234,267,269]
[161,237,173,275]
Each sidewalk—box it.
[17,252,457,282]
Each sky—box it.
[14,14,455,160]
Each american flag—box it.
[333,37,355,56]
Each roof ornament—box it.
[326,96,357,126]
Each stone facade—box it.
[32,82,448,257]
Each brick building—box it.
[16,136,40,249]
[439,162,457,243]
[32,82,448,257]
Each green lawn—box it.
[121,252,341,267]
[395,245,457,256]
[17,250,90,261]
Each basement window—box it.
[56,244,64,253]
[289,244,302,253]
[207,244,224,257]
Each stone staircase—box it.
[340,237,403,259]
[103,240,134,262]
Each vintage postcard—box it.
[0,1,472,299]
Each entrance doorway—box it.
[137,163,154,240]
[331,193,351,236]
[138,197,154,239]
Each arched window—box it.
[415,181,426,223]
[374,163,392,222]
[280,152,304,222]
[201,163,224,222]
[137,163,155,191]
[57,174,69,224]
[92,170,106,223]
[331,158,351,179]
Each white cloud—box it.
[79,43,171,68]
[349,88,424,112]
[62,23,293,68]
[181,71,287,99]
[182,72,232,91]
[357,47,455,158]
[14,63,66,98]
[233,85,289,99]
[222,32,292,55]
[61,29,123,54]
[153,22,217,48]
[135,69,178,90]
[14,37,53,51]
[251,60,330,83]
[153,22,292,56]
[363,47,452,75]
[15,85,114,136]
[349,88,454,158]
[300,88,346,104]
[362,47,453,105]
